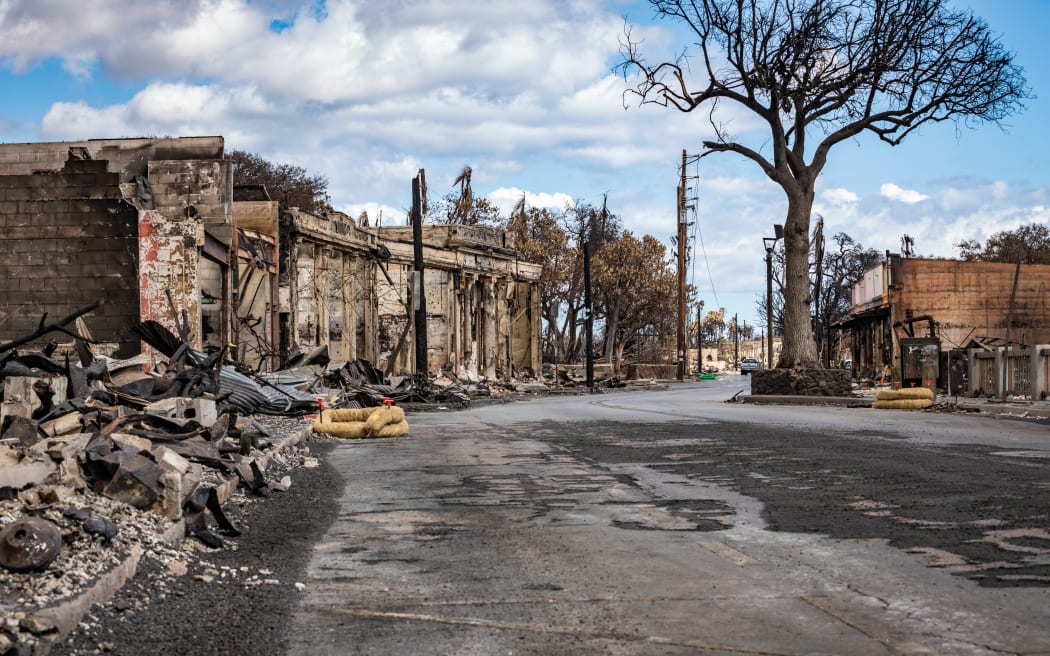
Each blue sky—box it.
[1,0,1046,328]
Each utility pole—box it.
[695,300,703,373]
[411,171,428,376]
[733,313,739,368]
[583,239,594,391]
[765,246,774,370]
[676,149,687,381]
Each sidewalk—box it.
[741,389,1050,421]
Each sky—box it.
[0,0,1047,328]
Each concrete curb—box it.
[29,544,143,656]
[26,424,313,655]
[741,394,1050,421]
[741,395,873,407]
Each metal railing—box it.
[968,346,1050,400]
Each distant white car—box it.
[739,357,762,375]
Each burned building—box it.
[844,255,1050,389]
[0,136,541,382]
[279,208,379,365]
[370,224,542,380]
[279,215,542,380]
[0,136,285,371]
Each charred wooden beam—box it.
[0,299,103,356]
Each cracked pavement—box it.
[289,379,1050,655]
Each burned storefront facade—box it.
[280,214,542,381]
[370,224,542,380]
[843,254,1050,391]
[0,136,541,382]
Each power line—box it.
[688,156,718,308]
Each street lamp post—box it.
[763,224,784,370]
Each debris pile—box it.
[0,298,553,652]
[0,303,326,653]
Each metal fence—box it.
[968,346,1050,400]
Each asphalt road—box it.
[59,379,1050,655]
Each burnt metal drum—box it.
[0,517,63,573]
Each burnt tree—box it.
[620,0,1029,367]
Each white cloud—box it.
[39,83,275,141]
[489,188,575,216]
[880,183,928,204]
[820,187,859,204]
[39,101,131,140]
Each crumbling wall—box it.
[280,209,378,365]
[198,257,224,349]
[0,156,141,354]
[0,137,224,179]
[349,254,375,360]
[294,242,322,347]
[0,138,240,360]
[137,209,201,345]
[510,281,539,377]
[423,270,451,374]
[370,229,542,381]
[894,258,1050,345]
[290,242,375,363]
[137,159,230,350]
[377,263,411,373]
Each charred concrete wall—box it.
[0,137,223,180]
[0,138,231,357]
[139,159,232,352]
[848,256,1050,382]
[280,210,378,366]
[376,225,542,380]
[278,215,541,381]
[0,155,141,354]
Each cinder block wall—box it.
[0,158,140,354]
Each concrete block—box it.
[144,398,179,418]
[45,435,92,462]
[182,463,203,503]
[153,446,190,475]
[101,454,162,509]
[0,459,55,489]
[112,433,153,454]
[159,470,183,519]
[1,401,33,422]
[2,415,40,445]
[40,412,82,437]
[175,398,217,428]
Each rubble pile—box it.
[0,306,327,654]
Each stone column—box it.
[464,274,478,379]
[483,276,498,380]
